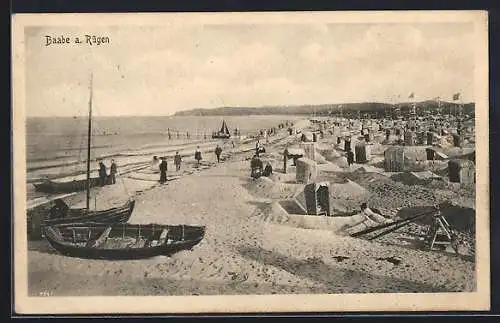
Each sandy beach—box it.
[27,119,476,296]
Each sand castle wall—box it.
[295,158,318,184]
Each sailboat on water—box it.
[32,73,135,226]
[211,119,231,139]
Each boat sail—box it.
[212,119,231,139]
[33,73,135,226]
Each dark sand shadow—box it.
[378,239,475,263]
[28,239,59,255]
[28,269,328,296]
[237,245,453,293]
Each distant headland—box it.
[174,101,475,117]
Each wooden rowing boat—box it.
[34,177,101,194]
[44,222,206,259]
[43,198,136,226]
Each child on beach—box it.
[194,146,202,167]
[174,152,182,171]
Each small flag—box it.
[408,92,415,99]
[453,93,460,101]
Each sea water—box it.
[26,115,301,183]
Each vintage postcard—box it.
[12,11,489,314]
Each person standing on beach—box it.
[109,159,117,184]
[195,146,202,167]
[98,160,107,186]
[159,157,168,183]
[174,152,182,171]
[346,149,354,167]
[250,154,263,179]
[215,145,222,163]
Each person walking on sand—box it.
[98,160,107,186]
[215,145,222,163]
[194,146,202,167]
[109,159,117,184]
[174,151,182,171]
[159,157,168,183]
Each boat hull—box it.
[43,199,135,227]
[34,177,102,194]
[212,134,231,139]
[44,223,206,260]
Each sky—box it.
[25,22,475,117]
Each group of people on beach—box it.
[157,144,225,184]
[97,159,118,187]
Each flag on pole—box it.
[453,93,460,101]
[408,92,415,99]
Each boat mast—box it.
[86,72,93,211]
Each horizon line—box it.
[26,99,475,118]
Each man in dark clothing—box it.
[215,145,222,163]
[50,199,69,219]
[109,159,117,184]
[347,149,354,166]
[250,154,263,179]
[98,161,107,186]
[159,157,168,183]
[174,152,182,171]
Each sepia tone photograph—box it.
[12,11,489,314]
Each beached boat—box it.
[44,222,206,259]
[212,120,231,139]
[31,73,136,227]
[43,198,135,227]
[34,177,101,194]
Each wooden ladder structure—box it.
[424,210,459,253]
[349,204,461,254]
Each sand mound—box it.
[257,202,345,232]
[317,163,343,173]
[314,153,328,164]
[268,172,297,183]
[329,180,368,199]
[243,177,303,200]
[390,172,424,186]
[321,149,341,162]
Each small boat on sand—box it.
[43,198,135,226]
[44,222,206,260]
[212,120,231,139]
[29,74,136,237]
[34,177,101,194]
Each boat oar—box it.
[367,211,434,241]
[350,208,435,238]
